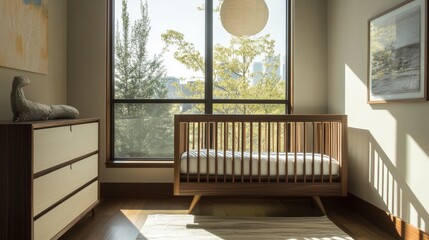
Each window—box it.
[108,0,291,161]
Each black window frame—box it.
[107,0,292,162]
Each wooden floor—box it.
[60,197,398,240]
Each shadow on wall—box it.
[349,127,429,233]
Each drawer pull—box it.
[70,125,73,132]
[70,164,73,170]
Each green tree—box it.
[114,0,172,158]
[162,31,285,114]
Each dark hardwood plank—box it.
[323,197,397,240]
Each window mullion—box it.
[205,0,213,114]
[286,0,292,114]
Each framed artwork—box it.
[0,0,48,74]
[368,0,427,103]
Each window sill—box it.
[105,160,174,168]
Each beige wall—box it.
[293,0,328,114]
[67,0,328,183]
[0,0,68,121]
[327,0,429,232]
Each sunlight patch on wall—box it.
[344,64,368,127]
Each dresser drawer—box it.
[34,122,98,174]
[33,154,98,217]
[34,181,98,240]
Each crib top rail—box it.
[174,114,347,124]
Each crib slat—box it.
[186,122,190,182]
[224,122,227,182]
[232,122,235,183]
[192,122,195,149]
[241,122,245,183]
[276,122,280,183]
[329,122,333,183]
[285,122,289,183]
[303,122,307,183]
[215,123,218,183]
[197,122,201,182]
[312,122,315,183]
[338,123,341,176]
[238,123,241,152]
[294,123,297,183]
[220,122,224,150]
[283,122,287,153]
[206,122,210,182]
[258,122,261,182]
[338,123,341,173]
[271,123,274,152]
[320,122,326,183]
[267,122,271,182]
[250,123,253,183]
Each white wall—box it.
[67,0,329,183]
[327,0,429,232]
[0,0,68,121]
[293,0,328,114]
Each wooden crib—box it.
[174,114,348,213]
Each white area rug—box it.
[137,214,353,240]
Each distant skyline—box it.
[114,0,286,80]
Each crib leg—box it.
[312,196,326,215]
[188,195,202,214]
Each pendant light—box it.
[220,0,269,37]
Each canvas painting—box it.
[368,0,427,103]
[0,0,48,74]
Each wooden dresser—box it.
[0,118,100,240]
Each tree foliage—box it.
[115,0,166,100]
[162,31,285,114]
[114,0,172,158]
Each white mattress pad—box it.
[180,149,339,176]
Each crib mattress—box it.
[180,149,339,176]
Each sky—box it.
[114,0,286,80]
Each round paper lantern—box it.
[220,0,269,37]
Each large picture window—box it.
[108,0,291,161]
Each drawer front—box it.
[34,181,98,240]
[33,154,98,217]
[34,122,98,174]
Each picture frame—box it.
[368,0,427,103]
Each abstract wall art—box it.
[0,0,48,74]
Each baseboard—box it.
[346,193,429,240]
[100,182,174,198]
